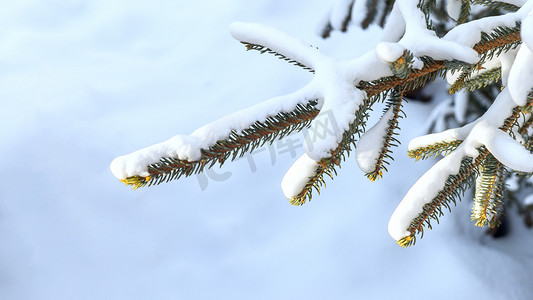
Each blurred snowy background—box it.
[1,0,533,299]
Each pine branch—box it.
[397,152,486,247]
[358,58,445,100]
[449,67,502,94]
[458,0,471,24]
[407,139,463,161]
[519,113,533,135]
[241,42,315,73]
[473,23,521,63]
[120,19,525,198]
[366,88,405,181]
[398,93,533,247]
[121,101,320,189]
[266,24,523,203]
[472,153,504,228]
[289,98,372,205]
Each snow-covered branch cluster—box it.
[111,0,533,246]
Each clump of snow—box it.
[356,107,394,173]
[447,0,462,21]
[522,14,533,50]
[110,134,202,179]
[446,57,502,85]
[376,42,405,62]
[412,57,424,69]
[485,129,533,172]
[281,153,319,198]
[509,21,533,106]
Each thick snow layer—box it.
[508,44,533,105]
[356,107,395,173]
[486,129,533,172]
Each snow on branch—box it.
[111,0,533,247]
[111,86,321,188]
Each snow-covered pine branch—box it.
[111,0,533,247]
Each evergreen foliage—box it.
[112,0,533,247]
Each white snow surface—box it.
[3,1,533,300]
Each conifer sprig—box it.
[397,153,486,247]
[473,23,521,62]
[449,67,502,94]
[366,88,406,181]
[407,139,463,160]
[289,99,373,205]
[398,93,533,247]
[121,21,523,191]
[241,42,315,73]
[457,0,471,24]
[358,59,445,101]
[472,153,504,228]
[121,101,320,189]
[146,24,521,192]
[519,113,533,135]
